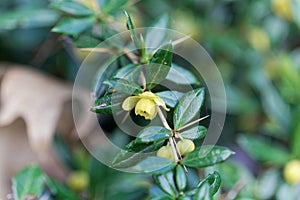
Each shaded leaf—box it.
[156,91,184,108]
[12,166,45,200]
[103,0,128,14]
[193,184,212,200]
[146,43,173,89]
[124,11,141,49]
[52,17,96,36]
[175,165,187,191]
[50,1,94,16]
[45,176,78,200]
[113,64,143,83]
[237,135,290,165]
[180,126,207,140]
[136,126,172,143]
[173,88,205,130]
[104,78,143,95]
[153,170,178,197]
[91,93,127,114]
[181,146,234,168]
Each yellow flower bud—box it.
[67,171,89,192]
[157,146,175,161]
[271,0,293,20]
[135,98,157,120]
[121,91,169,120]
[283,159,300,185]
[247,28,270,52]
[177,139,195,156]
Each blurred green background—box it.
[1,0,300,199]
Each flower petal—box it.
[154,96,170,111]
[122,96,140,111]
[138,91,157,99]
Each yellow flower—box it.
[283,159,300,185]
[122,91,169,120]
[271,0,293,20]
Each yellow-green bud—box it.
[67,171,89,192]
[283,159,300,185]
[177,139,195,156]
[157,146,174,160]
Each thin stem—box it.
[169,137,179,162]
[157,107,172,130]
[177,115,209,131]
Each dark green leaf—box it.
[126,156,176,174]
[52,17,96,36]
[45,176,78,200]
[103,0,128,14]
[91,93,127,114]
[0,9,58,31]
[153,171,178,197]
[237,135,290,165]
[151,195,174,200]
[50,1,94,16]
[113,64,143,83]
[156,91,184,108]
[173,88,205,130]
[180,126,207,140]
[112,140,164,168]
[145,14,169,54]
[181,146,234,168]
[193,184,212,200]
[104,78,143,95]
[175,165,187,191]
[136,126,172,143]
[12,166,45,200]
[124,11,141,49]
[146,43,173,89]
[166,64,199,85]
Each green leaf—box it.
[173,88,205,130]
[50,1,94,16]
[52,17,96,36]
[151,195,174,200]
[126,156,176,174]
[237,135,290,165]
[113,64,143,83]
[12,166,45,200]
[136,126,172,143]
[145,14,169,54]
[180,126,207,140]
[181,146,234,168]
[175,165,187,191]
[104,78,143,95]
[193,184,212,200]
[103,0,128,14]
[0,9,58,31]
[124,11,141,49]
[146,43,173,89]
[156,91,184,108]
[166,64,199,85]
[153,170,178,197]
[91,93,128,114]
[112,140,164,168]
[45,176,78,200]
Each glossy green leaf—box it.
[125,156,176,174]
[237,135,290,165]
[292,108,300,157]
[45,176,78,200]
[153,170,178,197]
[103,0,128,14]
[146,43,173,89]
[178,195,192,200]
[180,126,207,140]
[136,126,172,143]
[104,78,143,95]
[50,1,94,16]
[175,165,187,191]
[112,140,164,168]
[156,91,184,108]
[52,17,96,36]
[145,14,169,54]
[91,93,127,114]
[193,184,212,200]
[166,64,199,85]
[12,166,45,200]
[181,146,234,168]
[173,88,205,130]
[151,195,174,200]
[124,11,141,49]
[113,64,143,83]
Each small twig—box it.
[79,47,113,53]
[177,115,210,131]
[169,137,179,162]
[157,107,172,130]
[139,70,146,90]
[223,181,245,200]
[123,48,139,64]
[172,35,191,46]
[121,111,130,124]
